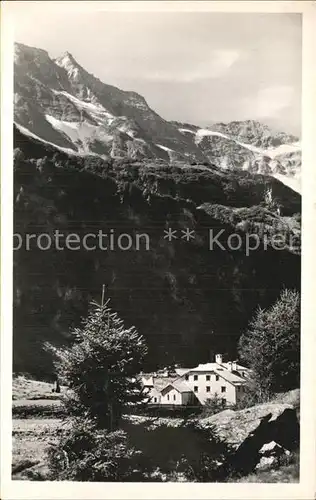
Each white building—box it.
[141,354,250,406]
[160,380,194,405]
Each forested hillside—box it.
[14,126,301,377]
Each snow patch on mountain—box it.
[117,124,137,138]
[51,89,115,124]
[45,115,113,153]
[15,122,78,155]
[194,128,262,155]
[188,126,301,161]
[54,52,81,80]
[156,144,174,153]
[265,142,301,158]
[188,128,301,171]
[195,129,228,145]
[235,140,263,155]
[179,128,195,135]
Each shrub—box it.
[201,393,227,417]
[233,384,272,410]
[48,420,142,481]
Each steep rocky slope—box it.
[14,126,300,377]
[15,43,301,192]
[210,120,298,148]
[173,120,301,191]
[14,43,203,162]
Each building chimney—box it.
[215,353,223,365]
[232,361,238,371]
[227,361,233,372]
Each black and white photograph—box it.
[1,1,315,498]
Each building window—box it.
[173,394,176,401]
[221,386,226,393]
[206,375,210,381]
[185,374,189,381]
[206,386,210,392]
[194,375,198,381]
[154,397,157,402]
[194,386,198,392]
[216,375,219,381]
[167,395,170,400]
[222,398,226,405]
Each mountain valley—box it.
[13,43,301,377]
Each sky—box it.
[10,4,302,135]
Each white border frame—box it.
[1,2,316,499]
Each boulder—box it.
[256,440,291,470]
[199,400,299,477]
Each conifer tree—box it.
[47,299,148,430]
[45,299,148,480]
[238,289,300,396]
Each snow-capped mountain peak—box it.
[14,42,301,192]
[54,51,82,80]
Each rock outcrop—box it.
[199,396,300,477]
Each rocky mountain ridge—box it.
[14,42,301,192]
[173,121,301,192]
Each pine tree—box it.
[45,299,148,480]
[238,289,300,397]
[46,299,148,430]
